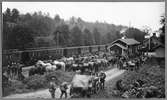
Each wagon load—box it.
[70,74,92,98]
[71,74,92,89]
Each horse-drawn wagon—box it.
[70,74,92,98]
[69,71,106,98]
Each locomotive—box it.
[2,45,108,66]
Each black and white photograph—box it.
[2,2,165,99]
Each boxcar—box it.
[64,47,79,57]
[2,44,108,66]
[80,46,89,54]
[2,52,22,66]
[91,45,99,53]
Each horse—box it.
[108,57,117,65]
[99,59,109,68]
[45,64,57,73]
[71,64,79,72]
[88,61,95,72]
[53,60,66,71]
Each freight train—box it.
[2,45,108,66]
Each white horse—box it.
[36,60,46,66]
[68,57,74,61]
[45,64,57,72]
[53,60,66,71]
[36,60,57,72]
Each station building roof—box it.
[110,43,127,50]
[108,38,140,46]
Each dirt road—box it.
[4,68,125,99]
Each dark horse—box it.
[29,66,46,76]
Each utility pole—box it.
[129,21,131,29]
[128,21,131,35]
[149,36,151,51]
[57,31,59,47]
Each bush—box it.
[3,80,27,96]
[22,70,74,90]
[45,70,75,85]
[3,70,75,96]
[23,74,48,90]
[119,59,165,98]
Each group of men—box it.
[89,71,107,93]
[48,77,69,99]
[4,62,24,80]
[48,70,107,99]
[114,55,147,71]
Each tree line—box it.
[3,8,151,50]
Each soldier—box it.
[91,72,100,94]
[60,82,68,98]
[11,63,15,79]
[6,65,11,79]
[88,77,93,95]
[99,71,106,89]
[48,77,57,98]
[135,59,140,71]
[13,63,17,79]
[16,63,19,79]
[18,64,23,80]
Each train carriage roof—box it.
[3,44,107,54]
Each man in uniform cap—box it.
[60,82,68,98]
[99,71,106,89]
[48,76,57,98]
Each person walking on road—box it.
[60,82,68,98]
[48,77,57,98]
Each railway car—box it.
[64,47,80,57]
[80,46,90,54]
[47,48,64,59]
[99,45,106,52]
[91,45,99,53]
[2,44,108,66]
[2,50,22,66]
[19,47,64,65]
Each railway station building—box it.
[107,38,140,57]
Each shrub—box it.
[45,70,75,85]
[4,70,75,96]
[3,80,26,96]
[120,59,165,98]
[23,74,48,90]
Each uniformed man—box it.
[18,64,23,80]
[60,82,68,98]
[48,77,57,98]
[91,73,100,94]
[7,65,11,79]
[99,71,106,89]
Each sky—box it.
[2,2,165,32]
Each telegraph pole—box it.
[57,31,59,47]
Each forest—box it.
[3,8,164,50]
